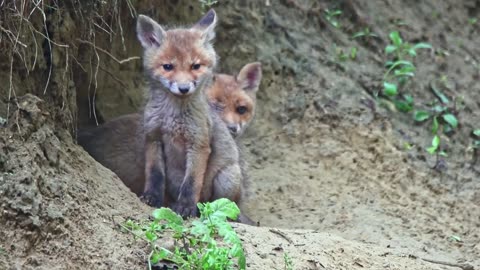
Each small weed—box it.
[468,18,477,25]
[325,9,342,28]
[449,235,463,243]
[404,142,414,150]
[352,27,378,39]
[335,46,358,62]
[284,252,293,270]
[385,31,432,61]
[471,129,480,161]
[199,0,218,11]
[380,31,432,111]
[350,47,358,60]
[123,198,245,270]
[413,81,460,158]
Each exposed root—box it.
[76,39,140,64]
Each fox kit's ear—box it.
[192,9,217,43]
[237,62,262,92]
[137,15,166,48]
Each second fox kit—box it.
[208,62,262,138]
[136,10,244,217]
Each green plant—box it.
[352,27,378,39]
[468,18,477,25]
[336,46,358,61]
[380,31,432,112]
[284,252,293,270]
[413,82,460,157]
[199,0,219,10]
[325,9,342,28]
[385,31,432,59]
[471,129,480,158]
[123,198,246,270]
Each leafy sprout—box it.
[199,0,218,11]
[122,198,246,270]
[352,27,378,39]
[325,9,342,28]
[284,252,294,270]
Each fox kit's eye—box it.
[236,106,248,115]
[191,63,201,70]
[163,64,174,71]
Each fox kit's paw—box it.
[171,202,198,218]
[140,192,164,208]
[236,213,259,226]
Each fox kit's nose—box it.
[227,125,239,134]
[179,87,190,94]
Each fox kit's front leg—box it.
[141,130,166,207]
[172,140,211,217]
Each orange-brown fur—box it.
[207,62,262,137]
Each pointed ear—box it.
[237,62,262,92]
[136,15,166,48]
[192,9,217,43]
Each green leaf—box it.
[389,31,402,47]
[432,116,439,134]
[394,100,413,112]
[384,60,415,80]
[450,235,462,242]
[442,113,458,128]
[414,110,430,122]
[408,48,417,57]
[426,135,440,154]
[385,45,397,54]
[145,231,157,242]
[352,31,365,39]
[331,10,342,16]
[430,83,450,104]
[393,65,416,77]
[413,42,433,50]
[439,151,448,157]
[393,94,414,113]
[443,123,453,134]
[432,105,447,113]
[152,208,183,226]
[350,47,357,59]
[151,249,170,264]
[473,140,480,148]
[404,94,413,103]
[190,220,210,236]
[209,198,241,221]
[404,142,413,150]
[383,82,398,97]
[473,129,480,137]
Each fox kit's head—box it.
[136,10,218,97]
[207,62,262,137]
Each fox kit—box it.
[78,62,261,225]
[207,62,262,138]
[136,10,243,217]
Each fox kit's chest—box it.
[170,121,188,146]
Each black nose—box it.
[179,87,190,94]
[228,125,238,133]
